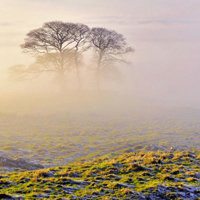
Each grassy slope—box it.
[0,151,200,199]
[1,112,200,169]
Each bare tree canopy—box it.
[90,28,133,63]
[89,27,133,89]
[20,21,91,89]
[21,21,76,54]
[10,21,133,91]
[71,23,90,52]
[70,23,90,88]
[28,51,76,73]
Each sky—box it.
[1,0,200,108]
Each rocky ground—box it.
[0,156,43,172]
[0,150,199,199]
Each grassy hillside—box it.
[1,110,200,171]
[0,150,199,199]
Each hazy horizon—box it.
[0,3,200,198]
[1,0,200,110]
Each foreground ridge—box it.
[0,150,200,199]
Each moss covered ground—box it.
[0,150,199,199]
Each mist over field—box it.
[1,0,200,109]
[0,1,200,199]
[0,0,199,163]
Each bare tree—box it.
[21,21,77,87]
[28,51,75,74]
[10,22,133,91]
[70,23,90,89]
[20,21,90,89]
[89,27,133,89]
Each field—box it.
[0,100,200,171]
[0,95,200,199]
[0,150,199,199]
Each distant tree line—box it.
[10,21,133,90]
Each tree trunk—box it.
[96,52,103,91]
[75,51,81,90]
[57,51,67,91]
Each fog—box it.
[1,0,200,115]
[0,1,200,175]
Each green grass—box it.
[0,112,199,171]
[0,150,199,199]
